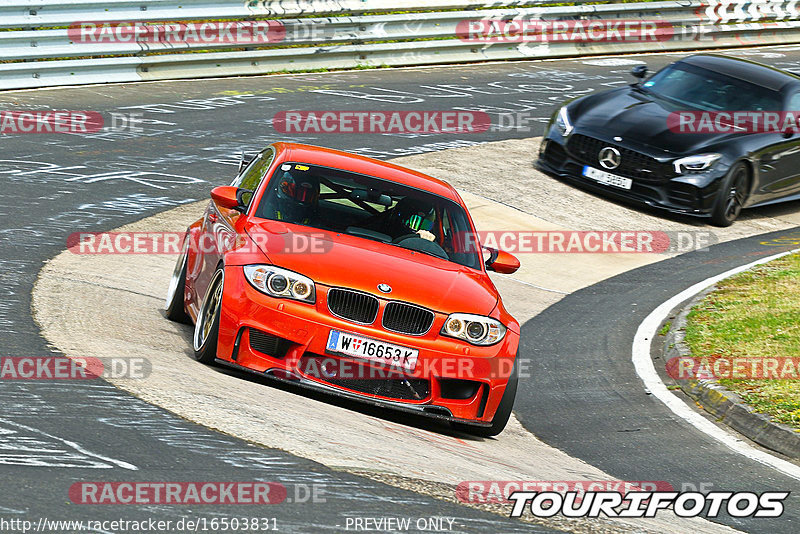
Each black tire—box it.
[165,239,191,324]
[455,361,519,438]
[710,162,750,227]
[192,267,224,365]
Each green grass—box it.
[684,253,800,429]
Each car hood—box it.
[245,220,499,315]
[573,88,735,155]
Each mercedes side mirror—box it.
[631,65,648,80]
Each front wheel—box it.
[710,162,750,227]
[192,267,224,364]
[165,238,191,324]
[454,361,518,438]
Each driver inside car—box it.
[267,171,320,225]
[368,196,437,242]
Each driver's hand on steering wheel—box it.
[417,230,435,242]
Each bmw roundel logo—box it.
[377,283,392,293]
[598,146,622,170]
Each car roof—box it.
[271,142,461,202]
[680,54,800,92]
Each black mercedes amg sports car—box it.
[538,54,800,226]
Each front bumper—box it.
[537,131,728,216]
[215,266,519,426]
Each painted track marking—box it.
[632,248,800,481]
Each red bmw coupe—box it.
[165,143,521,436]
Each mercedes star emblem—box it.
[598,147,621,170]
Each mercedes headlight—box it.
[554,106,574,137]
[441,313,506,346]
[673,153,721,174]
[244,265,315,303]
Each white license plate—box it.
[582,166,632,190]
[326,330,418,372]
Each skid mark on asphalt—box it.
[47,275,163,301]
[0,417,137,470]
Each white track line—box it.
[632,247,800,481]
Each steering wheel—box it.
[391,233,418,245]
[392,234,449,260]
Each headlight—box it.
[441,313,506,346]
[554,106,573,137]
[673,153,721,174]
[243,265,315,303]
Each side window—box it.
[231,148,275,207]
[230,156,256,187]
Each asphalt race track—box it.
[518,228,800,533]
[2,45,800,532]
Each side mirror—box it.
[484,247,520,274]
[631,65,648,80]
[210,186,251,213]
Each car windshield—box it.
[642,63,782,111]
[254,162,482,270]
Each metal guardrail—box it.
[2,0,800,90]
[0,4,701,60]
[0,1,595,28]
